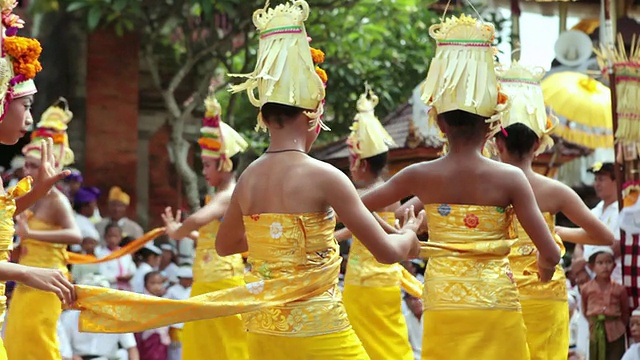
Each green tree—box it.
[31,0,439,209]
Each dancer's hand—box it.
[161,207,182,239]
[14,213,30,239]
[536,252,556,283]
[33,138,70,191]
[21,267,75,305]
[400,206,425,234]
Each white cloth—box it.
[585,201,622,283]
[96,246,137,291]
[71,213,99,253]
[131,262,154,294]
[623,343,640,360]
[165,284,191,301]
[59,310,136,359]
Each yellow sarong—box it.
[343,212,414,360]
[0,178,31,360]
[420,204,530,360]
[182,218,248,360]
[182,278,248,360]
[511,215,569,360]
[73,211,369,358]
[5,216,67,360]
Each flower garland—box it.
[31,128,65,145]
[3,36,43,80]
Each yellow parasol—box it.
[541,72,613,149]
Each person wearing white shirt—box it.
[131,244,162,294]
[622,309,640,360]
[70,226,101,282]
[164,267,193,360]
[577,162,622,283]
[160,243,179,285]
[402,293,423,360]
[59,275,139,360]
[71,187,102,253]
[97,223,137,291]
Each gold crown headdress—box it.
[0,0,41,122]
[497,62,557,155]
[595,34,640,150]
[420,14,508,137]
[197,92,249,172]
[22,97,74,167]
[346,84,395,168]
[229,0,326,132]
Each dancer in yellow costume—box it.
[70,2,424,359]
[338,84,415,360]
[360,14,563,360]
[161,91,249,360]
[493,62,615,360]
[5,99,82,360]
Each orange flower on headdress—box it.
[31,131,65,145]
[310,47,325,64]
[3,36,43,80]
[315,67,327,84]
[197,137,222,151]
[546,117,553,130]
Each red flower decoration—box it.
[250,214,260,221]
[464,214,479,228]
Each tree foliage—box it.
[31,0,440,208]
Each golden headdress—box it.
[229,0,326,132]
[108,186,130,206]
[0,0,41,122]
[497,62,557,155]
[420,14,508,136]
[346,84,395,168]
[22,97,74,167]
[197,92,249,172]
[595,35,640,150]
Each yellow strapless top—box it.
[421,204,520,311]
[194,219,244,283]
[345,212,402,287]
[19,217,69,272]
[0,178,31,327]
[242,211,350,337]
[510,213,567,301]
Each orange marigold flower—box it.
[497,91,508,105]
[3,36,43,80]
[310,47,325,64]
[197,137,222,150]
[546,117,553,130]
[315,66,327,84]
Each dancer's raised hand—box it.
[161,206,182,239]
[33,138,70,191]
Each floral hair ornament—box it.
[420,14,509,138]
[229,0,326,132]
[197,92,248,172]
[0,0,41,122]
[346,83,395,169]
[22,97,74,167]
[497,61,557,155]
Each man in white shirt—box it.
[59,275,139,360]
[577,162,622,283]
[160,243,179,285]
[96,187,144,239]
[131,244,163,294]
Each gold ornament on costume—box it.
[497,62,557,155]
[420,14,509,137]
[229,0,326,132]
[346,84,395,168]
[22,97,74,167]
[197,92,249,172]
[108,186,130,206]
[0,0,40,122]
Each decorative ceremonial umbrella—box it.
[541,71,613,149]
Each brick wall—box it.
[84,28,140,220]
